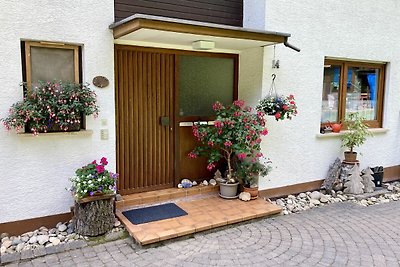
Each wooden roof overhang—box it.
[110,14,292,52]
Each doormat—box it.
[122,203,188,225]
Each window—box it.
[321,59,385,128]
[23,41,80,88]
[179,55,237,117]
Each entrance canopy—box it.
[110,14,292,53]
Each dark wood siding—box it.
[115,0,243,27]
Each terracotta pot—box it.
[243,186,259,200]
[344,151,357,162]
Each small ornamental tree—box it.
[341,113,372,153]
[188,100,269,183]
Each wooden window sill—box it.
[316,128,388,139]
[17,130,93,137]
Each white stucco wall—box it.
[0,0,115,223]
[243,0,400,190]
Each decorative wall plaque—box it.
[92,76,109,88]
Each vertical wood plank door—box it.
[115,45,175,195]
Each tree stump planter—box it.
[73,194,115,236]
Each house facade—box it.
[1,0,399,233]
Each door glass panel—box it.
[31,46,75,87]
[321,64,341,123]
[345,66,379,120]
[179,55,234,117]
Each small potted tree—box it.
[341,113,372,162]
[235,157,272,199]
[188,100,269,199]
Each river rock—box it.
[15,243,25,252]
[310,191,321,200]
[239,192,251,201]
[37,235,49,245]
[50,237,61,246]
[310,199,321,205]
[298,193,307,198]
[276,199,285,206]
[58,224,67,232]
[320,195,329,203]
[11,238,22,246]
[2,240,12,249]
[28,236,37,244]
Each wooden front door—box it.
[115,45,175,194]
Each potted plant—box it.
[69,157,118,236]
[188,100,269,198]
[1,81,99,135]
[341,113,372,162]
[256,94,297,121]
[235,157,272,199]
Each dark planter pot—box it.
[371,166,384,187]
[344,151,357,162]
[28,121,81,133]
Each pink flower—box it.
[233,111,240,117]
[91,160,97,165]
[282,105,289,111]
[207,163,216,171]
[233,100,245,108]
[261,129,269,136]
[100,157,108,165]
[275,112,281,120]
[208,141,214,147]
[256,152,263,158]
[237,153,246,160]
[214,121,223,128]
[188,151,198,159]
[212,102,223,111]
[289,94,295,100]
[245,106,252,112]
[255,138,262,144]
[224,140,232,147]
[96,165,105,173]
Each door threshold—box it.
[116,185,219,209]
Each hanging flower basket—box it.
[257,95,297,121]
[256,74,298,121]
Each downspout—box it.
[284,37,301,52]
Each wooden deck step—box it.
[116,194,282,245]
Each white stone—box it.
[310,191,321,200]
[37,235,49,245]
[202,180,209,186]
[209,179,217,186]
[28,236,37,244]
[310,199,321,205]
[58,224,67,232]
[15,243,25,252]
[177,184,183,189]
[298,193,307,198]
[276,199,285,206]
[2,240,12,248]
[239,192,251,201]
[192,181,198,186]
[50,237,61,246]
[320,195,329,203]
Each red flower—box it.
[96,165,105,173]
[208,141,214,147]
[100,157,108,165]
[282,105,289,111]
[275,112,281,120]
[260,129,269,136]
[289,94,295,100]
[290,100,295,105]
[256,152,263,158]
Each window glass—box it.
[321,64,341,123]
[179,55,234,117]
[345,66,378,120]
[30,46,75,87]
